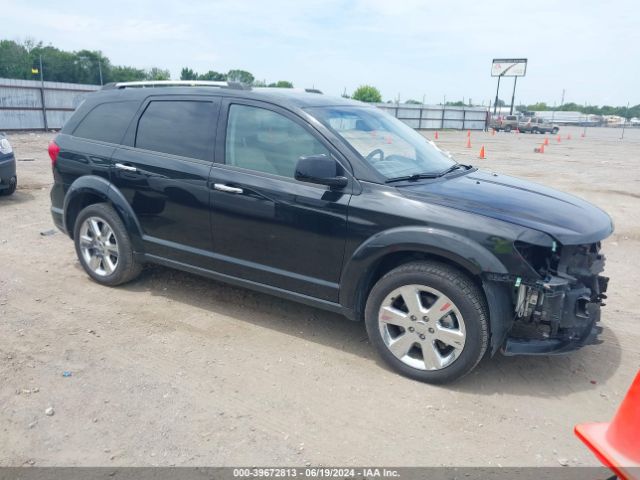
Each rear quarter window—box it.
[73,101,139,144]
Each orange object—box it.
[466,137,471,148]
[479,145,485,159]
[539,143,545,153]
[557,134,562,143]
[575,371,640,480]
[467,130,471,137]
[435,131,439,140]
[544,137,549,146]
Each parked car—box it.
[49,81,612,384]
[0,133,17,196]
[519,117,560,134]
[489,114,519,132]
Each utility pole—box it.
[621,101,630,140]
[509,77,518,115]
[98,60,103,86]
[493,75,501,115]
[39,55,48,131]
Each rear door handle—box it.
[214,183,243,194]
[115,163,138,172]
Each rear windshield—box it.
[73,101,139,144]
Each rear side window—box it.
[73,101,139,144]
[135,101,215,160]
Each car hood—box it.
[400,169,613,245]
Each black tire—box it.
[0,176,16,196]
[504,125,511,132]
[552,127,559,134]
[73,203,142,286]
[364,261,489,384]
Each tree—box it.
[404,99,421,104]
[180,67,197,80]
[198,70,227,81]
[527,102,548,111]
[110,65,146,82]
[352,85,382,103]
[145,67,171,80]
[0,40,30,79]
[267,80,294,88]
[227,69,254,85]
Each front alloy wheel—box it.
[365,261,488,384]
[379,285,466,370]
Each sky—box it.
[1,0,637,106]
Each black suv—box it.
[49,81,613,383]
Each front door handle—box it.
[214,183,243,194]
[115,163,138,172]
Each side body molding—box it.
[63,175,144,252]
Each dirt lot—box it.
[1,126,639,467]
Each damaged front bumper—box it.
[493,242,609,356]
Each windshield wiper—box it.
[385,172,440,183]
[385,164,472,184]
[437,163,471,176]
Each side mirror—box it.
[294,154,348,189]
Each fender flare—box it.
[63,175,144,252]
[339,225,508,314]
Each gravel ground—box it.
[0,126,638,467]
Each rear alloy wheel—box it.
[365,262,488,384]
[74,203,141,286]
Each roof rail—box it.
[102,80,248,90]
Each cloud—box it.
[0,0,637,105]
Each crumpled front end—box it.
[497,241,609,355]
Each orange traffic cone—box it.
[544,137,549,146]
[466,137,471,148]
[467,130,471,137]
[540,143,545,153]
[557,135,562,143]
[479,145,485,159]
[575,371,640,480]
[435,131,439,140]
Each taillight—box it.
[48,140,60,167]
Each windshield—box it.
[306,106,456,179]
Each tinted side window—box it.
[225,104,329,178]
[135,101,215,160]
[73,101,138,144]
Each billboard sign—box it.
[491,58,527,77]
